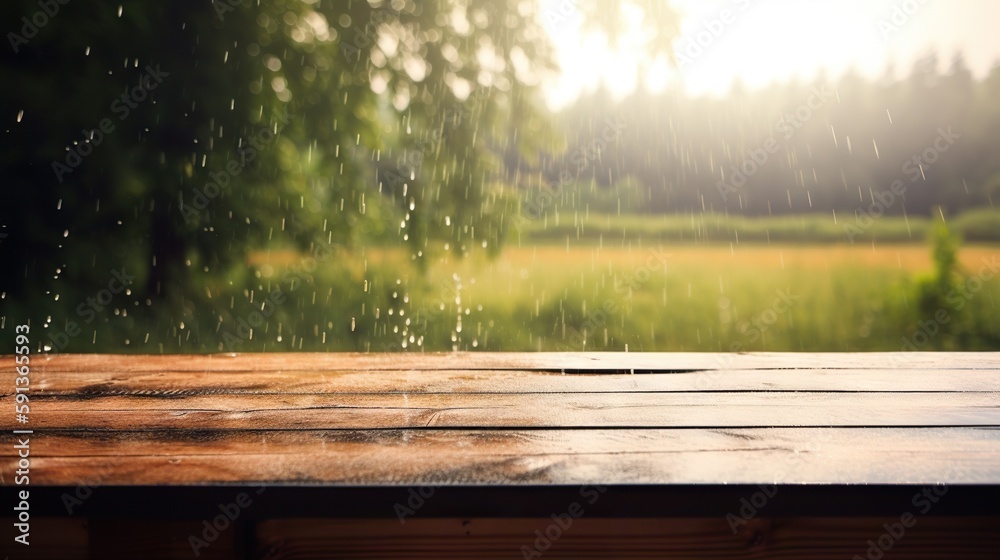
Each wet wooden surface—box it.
[2,352,999,488]
[1,352,999,558]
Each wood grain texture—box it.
[2,428,997,486]
[0,519,244,560]
[4,517,998,559]
[22,351,1000,373]
[255,517,1000,560]
[14,367,1000,396]
[5,391,1000,430]
[1,352,998,558]
[0,353,997,492]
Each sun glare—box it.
[541,0,1000,109]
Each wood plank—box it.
[256,517,1000,560]
[4,517,998,558]
[0,519,244,559]
[1,351,997,524]
[0,518,88,559]
[18,351,1000,374]
[17,368,1000,396]
[2,428,998,486]
[88,519,244,560]
[5,392,998,430]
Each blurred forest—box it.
[537,54,1000,218]
[0,0,679,352]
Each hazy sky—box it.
[540,0,1000,108]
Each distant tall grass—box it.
[59,214,1000,354]
[518,210,1000,245]
[208,244,996,354]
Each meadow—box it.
[516,209,1000,245]
[77,213,1000,354]
[366,241,1000,353]
[312,210,999,353]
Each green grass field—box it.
[516,209,1000,245]
[366,242,1000,353]
[70,213,1000,353]
[223,241,1000,354]
[331,211,1000,353]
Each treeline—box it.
[529,53,1000,219]
[520,209,1000,245]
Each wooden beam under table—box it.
[1,352,998,558]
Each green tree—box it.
[0,0,678,350]
[911,214,962,348]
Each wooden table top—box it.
[2,352,999,518]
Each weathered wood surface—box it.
[6,428,998,486]
[24,351,1000,372]
[10,392,1000,430]
[20,367,1000,394]
[1,352,999,558]
[1,352,999,489]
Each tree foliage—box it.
[0,0,678,349]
